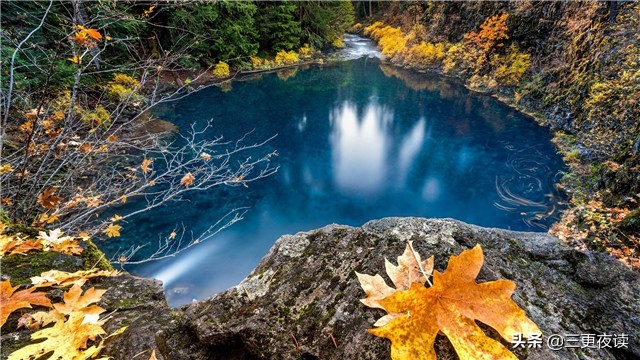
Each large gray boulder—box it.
[184,218,640,360]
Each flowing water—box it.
[99,36,566,306]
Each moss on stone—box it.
[81,238,113,271]
[1,251,83,285]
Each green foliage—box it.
[256,1,301,52]
[167,1,259,66]
[298,1,354,49]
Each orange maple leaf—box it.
[140,158,153,174]
[360,245,541,360]
[9,239,43,256]
[0,280,52,328]
[50,239,84,255]
[53,285,106,318]
[38,188,63,209]
[180,172,195,187]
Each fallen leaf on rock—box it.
[31,269,121,288]
[0,279,52,328]
[53,284,106,319]
[7,312,106,360]
[359,244,541,360]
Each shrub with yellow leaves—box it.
[81,105,111,128]
[405,42,447,68]
[274,50,299,66]
[491,44,531,86]
[212,61,231,78]
[298,44,316,60]
[106,73,143,103]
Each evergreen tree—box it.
[256,1,301,52]
[297,1,355,49]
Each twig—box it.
[408,241,432,287]
[290,332,300,353]
[242,285,252,301]
[329,332,338,348]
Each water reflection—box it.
[331,101,391,194]
[99,56,566,306]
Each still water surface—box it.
[100,38,566,306]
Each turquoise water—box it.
[101,55,566,306]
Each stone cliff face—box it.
[81,218,638,360]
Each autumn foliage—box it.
[357,243,540,359]
[364,14,531,88]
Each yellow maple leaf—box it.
[180,172,195,187]
[103,224,122,238]
[200,152,212,161]
[0,163,14,174]
[7,312,106,360]
[0,279,52,328]
[360,244,541,360]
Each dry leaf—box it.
[0,280,52,327]
[53,285,106,319]
[9,239,44,255]
[103,224,122,238]
[361,245,541,360]
[31,269,121,288]
[141,158,153,174]
[180,172,195,187]
[85,196,103,207]
[30,309,66,328]
[149,349,158,360]
[79,143,92,153]
[50,239,84,255]
[0,163,14,174]
[7,312,106,360]
[1,233,43,256]
[356,242,433,310]
[38,188,62,209]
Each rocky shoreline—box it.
[5,217,635,359]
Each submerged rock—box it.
[184,218,640,360]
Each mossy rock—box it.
[0,251,83,285]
